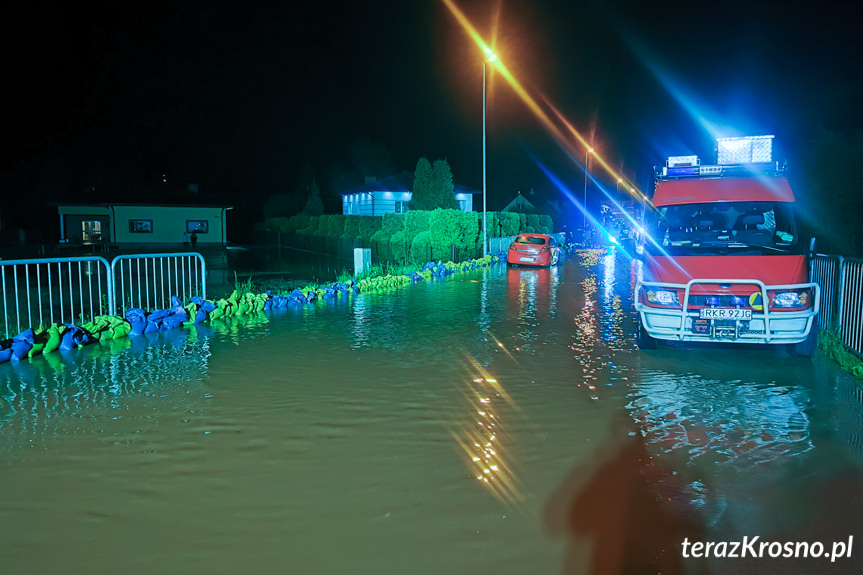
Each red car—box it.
[506,233,562,267]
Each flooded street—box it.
[1,249,862,574]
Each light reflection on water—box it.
[0,329,212,453]
[1,257,863,574]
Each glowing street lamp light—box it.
[482,49,497,256]
[583,147,594,230]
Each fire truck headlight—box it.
[647,289,680,306]
[773,290,806,308]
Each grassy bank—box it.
[818,329,863,381]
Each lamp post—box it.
[482,51,497,256]
[583,147,594,230]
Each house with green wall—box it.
[56,204,233,246]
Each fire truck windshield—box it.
[646,201,800,255]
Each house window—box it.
[395,201,407,214]
[82,220,102,242]
[186,220,208,233]
[129,219,153,233]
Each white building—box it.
[341,172,478,216]
[56,203,233,246]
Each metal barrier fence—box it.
[810,254,844,332]
[111,253,206,316]
[1,256,114,339]
[811,254,863,358]
[839,258,863,357]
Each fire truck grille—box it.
[687,295,751,308]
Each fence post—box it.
[354,248,371,276]
[837,257,847,337]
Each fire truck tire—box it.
[637,317,657,350]
[791,321,819,358]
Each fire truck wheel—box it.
[637,317,657,350]
[791,321,819,358]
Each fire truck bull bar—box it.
[635,278,820,344]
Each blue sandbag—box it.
[10,328,35,361]
[59,325,96,351]
[126,308,148,336]
[149,307,180,331]
[0,340,12,364]
[289,289,307,303]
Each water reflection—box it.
[599,250,627,351]
[505,266,560,354]
[629,372,814,473]
[569,251,602,399]
[0,329,212,450]
[452,355,520,503]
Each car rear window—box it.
[515,235,547,245]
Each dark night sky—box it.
[2,0,862,236]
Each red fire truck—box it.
[635,136,820,356]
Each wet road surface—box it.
[1,248,862,574]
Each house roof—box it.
[55,203,234,209]
[341,171,480,196]
[501,192,536,212]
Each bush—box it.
[391,231,407,262]
[371,229,390,261]
[382,213,405,236]
[484,212,501,238]
[328,214,346,237]
[518,213,528,233]
[411,230,432,263]
[429,209,461,261]
[315,215,331,236]
[501,212,520,236]
[289,214,309,233]
[538,214,554,234]
[298,216,319,235]
[343,216,360,239]
[405,211,431,246]
[460,210,480,260]
[527,214,541,232]
[358,215,382,240]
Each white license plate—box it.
[519,257,535,262]
[699,308,752,320]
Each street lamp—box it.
[482,50,497,256]
[583,147,594,230]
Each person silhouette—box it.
[190,231,198,248]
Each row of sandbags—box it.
[0,255,500,364]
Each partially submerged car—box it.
[506,233,562,267]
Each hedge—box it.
[382,213,405,236]
[411,230,432,263]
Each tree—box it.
[410,156,457,210]
[431,158,457,209]
[302,178,324,216]
[409,157,435,210]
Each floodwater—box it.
[2,249,863,575]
